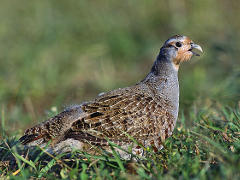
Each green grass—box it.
[1,104,239,179]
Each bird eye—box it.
[175,42,182,47]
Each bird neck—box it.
[150,53,178,78]
[142,52,179,102]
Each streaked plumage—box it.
[19,35,203,158]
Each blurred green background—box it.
[0,0,239,135]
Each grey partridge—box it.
[19,35,203,158]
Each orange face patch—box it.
[171,37,193,66]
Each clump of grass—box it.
[0,104,239,179]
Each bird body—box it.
[20,35,202,158]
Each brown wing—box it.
[20,86,175,148]
[67,87,175,147]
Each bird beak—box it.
[189,43,203,56]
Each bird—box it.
[19,35,203,159]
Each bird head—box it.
[160,35,203,70]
